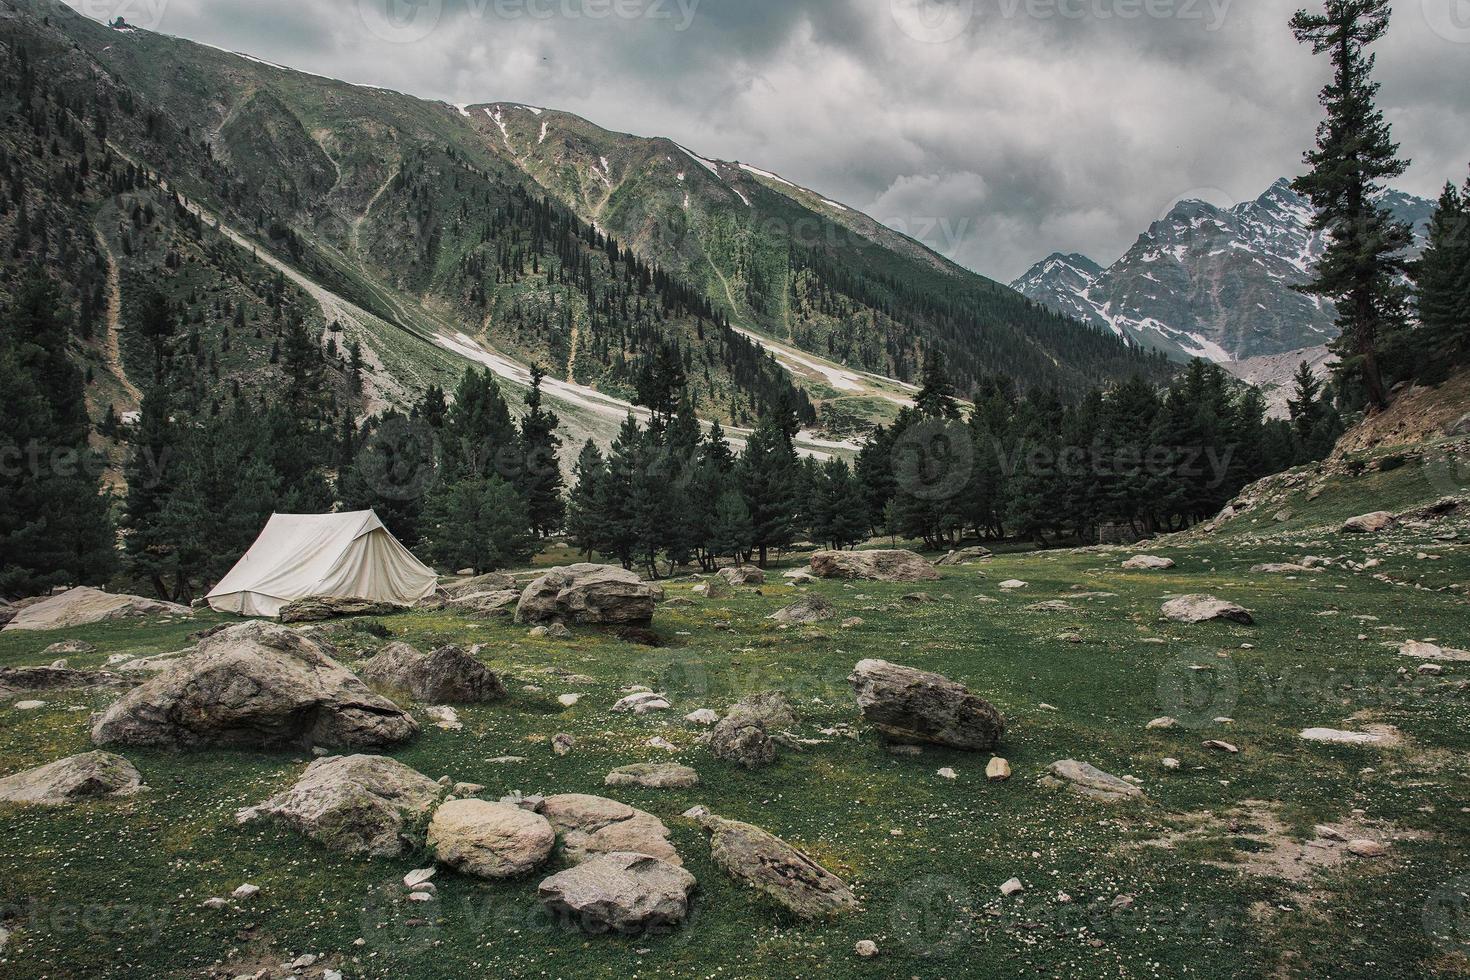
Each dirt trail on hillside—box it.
[92,229,142,411]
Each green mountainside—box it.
[0,0,1167,456]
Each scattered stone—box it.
[1161,595,1254,625]
[647,736,678,752]
[538,852,697,934]
[986,757,1012,782]
[428,800,556,879]
[424,705,462,731]
[538,793,681,866]
[855,939,880,958]
[0,751,145,804]
[444,572,518,598]
[558,693,581,707]
[782,570,818,584]
[1123,555,1175,570]
[236,754,442,857]
[902,592,937,604]
[849,659,1004,751]
[1000,878,1025,897]
[448,591,522,618]
[707,704,778,769]
[2,587,192,632]
[13,700,46,710]
[1147,717,1179,731]
[1400,640,1470,662]
[232,884,260,901]
[698,813,857,919]
[605,763,700,790]
[1347,839,1388,858]
[840,617,865,629]
[516,564,664,626]
[718,566,766,586]
[1042,760,1144,802]
[809,549,940,583]
[1252,563,1315,574]
[553,734,576,757]
[0,666,135,697]
[1419,664,1446,677]
[404,867,436,889]
[361,643,506,704]
[42,639,97,656]
[684,709,719,726]
[611,692,671,715]
[1300,728,1396,747]
[1341,512,1396,534]
[936,767,958,780]
[1162,758,1181,770]
[998,580,1028,591]
[90,622,418,751]
[1203,740,1240,754]
[767,595,836,625]
[692,578,732,599]
[199,897,228,910]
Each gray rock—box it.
[604,763,700,790]
[848,659,1004,751]
[706,708,778,769]
[279,596,402,623]
[443,572,518,598]
[1122,555,1175,570]
[767,595,836,625]
[361,643,506,703]
[1341,511,1396,534]
[0,666,135,697]
[0,751,144,804]
[1042,760,1144,802]
[1161,595,1254,625]
[1251,563,1314,574]
[2,587,192,632]
[42,639,97,656]
[538,852,696,935]
[448,590,522,617]
[538,794,681,866]
[428,800,556,879]
[692,577,732,599]
[718,566,766,586]
[699,814,857,919]
[90,622,418,751]
[236,754,442,857]
[516,564,664,626]
[936,547,993,566]
[809,550,940,583]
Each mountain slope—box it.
[1011,179,1436,363]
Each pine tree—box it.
[811,457,868,550]
[1413,172,1470,371]
[565,440,606,559]
[914,351,962,421]
[1291,0,1413,409]
[423,475,534,573]
[708,490,754,565]
[737,416,800,566]
[518,365,564,537]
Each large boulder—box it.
[698,814,857,919]
[0,751,145,804]
[848,659,1004,751]
[360,643,506,703]
[237,755,442,857]
[428,800,556,879]
[443,572,518,598]
[448,591,522,617]
[0,666,136,697]
[718,566,766,586]
[538,794,682,866]
[1342,511,1396,534]
[707,707,778,769]
[767,595,836,625]
[1161,595,1254,625]
[936,547,993,566]
[2,587,192,632]
[604,763,700,790]
[516,565,664,626]
[279,597,402,624]
[538,852,697,935]
[809,550,940,583]
[90,622,418,751]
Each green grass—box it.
[3,528,1470,977]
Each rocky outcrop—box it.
[0,666,135,697]
[809,550,940,583]
[516,565,663,626]
[538,794,681,866]
[90,622,418,751]
[428,800,556,879]
[360,643,505,703]
[538,852,697,934]
[237,754,442,857]
[936,547,993,566]
[698,814,857,919]
[1161,595,1254,625]
[448,591,522,617]
[848,660,1004,751]
[279,597,403,623]
[767,595,835,625]
[2,587,192,632]
[443,573,517,598]
[1123,555,1175,570]
[0,751,145,804]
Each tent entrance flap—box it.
[206,511,438,618]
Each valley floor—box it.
[2,524,1470,978]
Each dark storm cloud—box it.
[68,0,1470,281]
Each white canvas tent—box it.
[207,511,438,618]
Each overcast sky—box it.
[68,0,1470,281]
